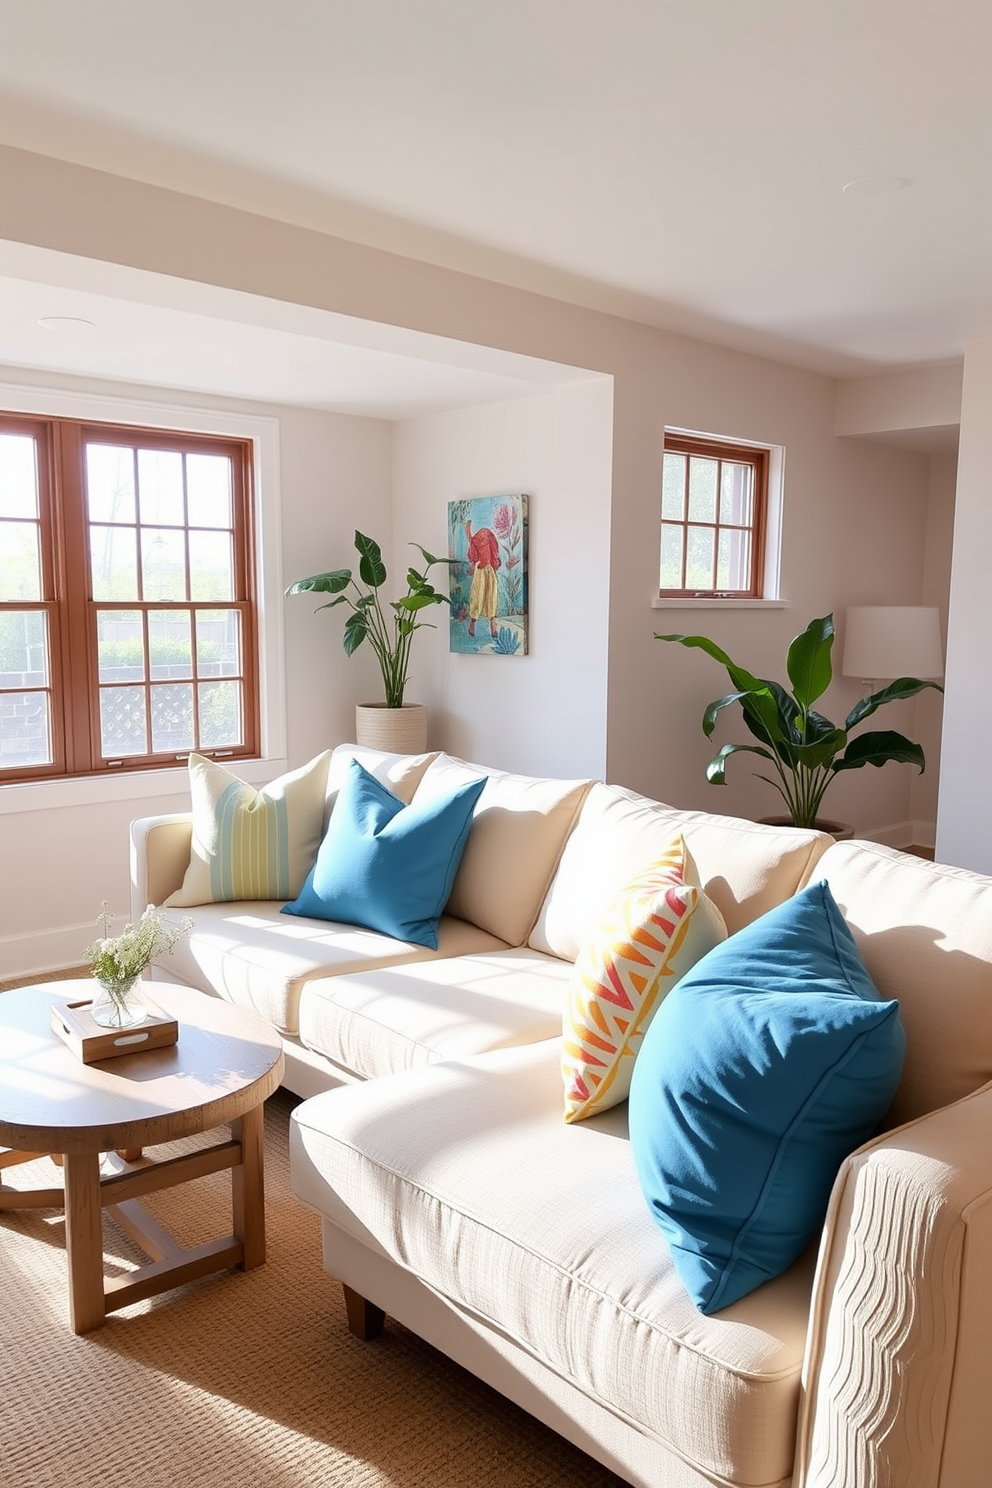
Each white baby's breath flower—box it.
[83,901,193,996]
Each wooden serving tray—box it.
[50,993,179,1064]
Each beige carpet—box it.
[1,1086,626,1488]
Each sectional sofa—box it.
[131,743,992,1488]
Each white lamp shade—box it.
[842,607,944,681]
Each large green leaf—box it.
[786,615,834,709]
[354,531,387,589]
[702,691,751,737]
[656,632,735,667]
[284,568,351,597]
[410,542,455,570]
[396,592,446,612]
[845,677,944,730]
[706,742,775,784]
[833,730,926,773]
[342,611,369,657]
[792,729,848,770]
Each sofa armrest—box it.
[797,1081,992,1488]
[129,813,193,918]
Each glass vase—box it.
[90,973,148,1029]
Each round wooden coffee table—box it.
[0,980,285,1334]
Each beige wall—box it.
[392,379,613,777]
[0,369,392,976]
[937,338,992,870]
[0,147,947,974]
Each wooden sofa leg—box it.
[342,1284,385,1340]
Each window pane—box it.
[86,444,136,523]
[97,610,145,683]
[189,530,234,600]
[0,610,48,685]
[0,689,51,768]
[686,526,715,590]
[717,529,752,592]
[138,449,185,526]
[141,528,187,601]
[661,452,686,520]
[687,458,718,522]
[0,521,41,600]
[151,682,194,753]
[100,686,148,757]
[90,525,139,601]
[720,462,753,525]
[199,680,243,748]
[187,453,233,528]
[660,524,684,590]
[0,434,39,518]
[149,609,192,680]
[196,609,241,676]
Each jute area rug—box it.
[1,1077,626,1488]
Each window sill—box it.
[0,757,289,816]
[651,597,790,610]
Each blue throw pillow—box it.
[282,758,485,949]
[628,880,905,1314]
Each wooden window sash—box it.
[660,433,769,599]
[0,413,259,783]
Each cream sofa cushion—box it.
[298,949,571,1081]
[413,754,592,947]
[813,839,992,1125]
[323,743,438,824]
[157,903,506,1037]
[291,1041,815,1487]
[530,782,833,960]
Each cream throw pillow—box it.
[413,754,593,946]
[166,751,332,907]
[561,836,727,1122]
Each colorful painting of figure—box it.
[448,494,528,656]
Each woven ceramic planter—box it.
[354,703,428,755]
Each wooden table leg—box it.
[231,1103,265,1270]
[62,1149,106,1334]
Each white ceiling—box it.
[0,0,988,407]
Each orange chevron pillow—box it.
[561,837,727,1123]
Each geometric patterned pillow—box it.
[561,836,727,1123]
[165,750,332,906]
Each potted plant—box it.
[287,531,453,752]
[656,614,943,832]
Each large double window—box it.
[0,414,258,782]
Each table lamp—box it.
[841,606,944,696]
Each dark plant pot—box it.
[759,815,854,842]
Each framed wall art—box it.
[447,494,528,656]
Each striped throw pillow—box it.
[166,751,332,906]
[561,836,727,1123]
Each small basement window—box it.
[660,432,769,598]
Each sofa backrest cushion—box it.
[413,754,593,947]
[529,783,833,961]
[811,839,992,1125]
[324,743,438,827]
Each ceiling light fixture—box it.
[38,315,96,331]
